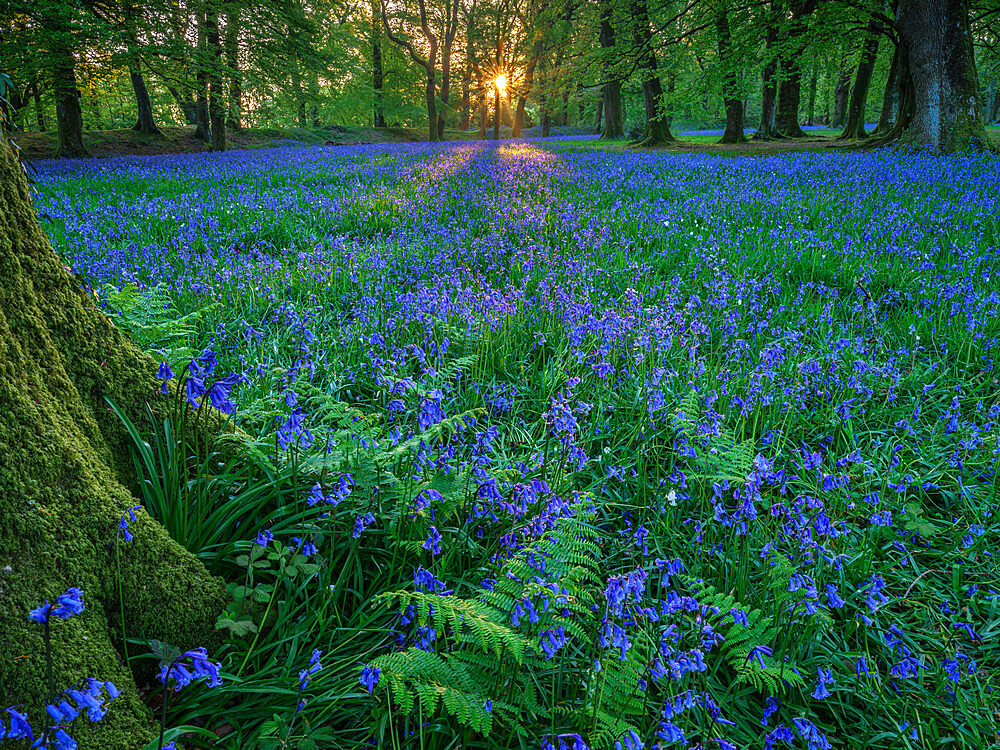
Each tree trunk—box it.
[291,59,306,128]
[593,96,603,134]
[460,62,471,130]
[226,6,243,131]
[53,57,87,156]
[871,45,899,135]
[716,9,745,144]
[128,64,159,135]
[372,5,386,127]
[438,46,452,139]
[32,82,46,132]
[427,70,439,142]
[806,59,819,126]
[598,0,624,139]
[895,0,988,152]
[513,40,543,138]
[839,22,879,140]
[753,0,780,140]
[0,142,228,745]
[125,5,160,136]
[206,3,226,150]
[168,86,199,125]
[774,0,818,138]
[194,9,211,141]
[990,85,1000,124]
[629,0,673,145]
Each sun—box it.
[494,73,507,97]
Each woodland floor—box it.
[16,124,1000,161]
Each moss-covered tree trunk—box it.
[895,0,989,152]
[0,143,228,746]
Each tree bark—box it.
[167,86,198,126]
[32,82,46,132]
[871,44,899,136]
[774,0,818,138]
[805,58,819,126]
[46,10,88,158]
[124,4,160,136]
[598,0,624,139]
[194,8,211,141]
[716,8,745,144]
[0,142,228,746]
[513,37,543,138]
[206,2,226,150]
[372,3,386,127]
[460,62,471,129]
[629,0,673,145]
[438,0,459,140]
[753,0,780,140]
[593,96,603,134]
[226,5,243,131]
[895,0,989,152]
[838,22,879,140]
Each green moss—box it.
[0,143,229,747]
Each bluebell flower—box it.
[254,529,273,547]
[360,664,380,694]
[160,647,222,691]
[423,526,442,555]
[299,649,323,690]
[353,512,376,538]
[157,362,174,394]
[2,707,34,740]
[745,645,773,669]
[118,505,141,542]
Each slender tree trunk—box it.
[774,0,818,138]
[598,0,624,139]
[593,96,603,134]
[479,87,489,138]
[0,139,228,748]
[460,62,471,129]
[32,83,46,132]
[806,59,819,126]
[753,0,780,140]
[194,8,211,141]
[989,85,1000,124]
[427,70,439,142]
[493,35,501,140]
[895,0,988,152]
[513,38,543,138]
[167,86,197,125]
[371,3,386,128]
[128,64,159,135]
[839,22,879,140]
[291,58,306,128]
[124,4,159,136]
[439,43,452,139]
[52,42,88,157]
[833,69,850,127]
[629,0,673,145]
[226,6,242,130]
[205,3,226,150]
[872,45,900,135]
[716,9,745,144]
